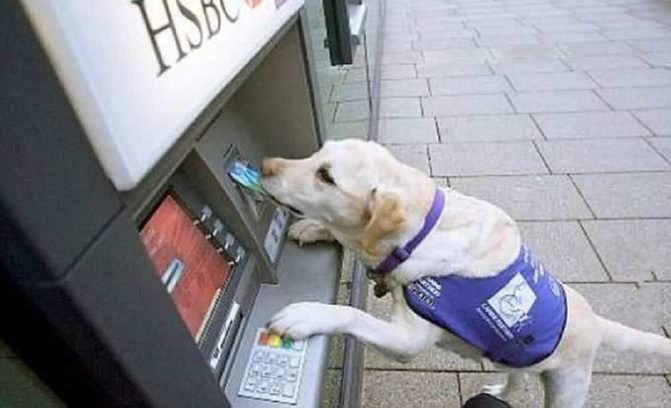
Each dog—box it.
[260,139,671,408]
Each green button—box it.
[282,338,293,349]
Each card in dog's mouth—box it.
[227,161,304,216]
[228,161,268,196]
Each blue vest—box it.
[404,245,567,368]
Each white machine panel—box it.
[20,0,304,190]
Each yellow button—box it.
[269,334,282,348]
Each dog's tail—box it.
[597,315,671,356]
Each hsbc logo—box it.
[131,0,266,76]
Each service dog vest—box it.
[404,245,567,368]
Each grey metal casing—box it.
[2,3,343,408]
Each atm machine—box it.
[0,0,379,407]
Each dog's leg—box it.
[287,219,334,245]
[481,371,525,399]
[540,365,592,408]
[268,301,440,361]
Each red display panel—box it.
[140,195,231,339]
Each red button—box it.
[258,332,269,345]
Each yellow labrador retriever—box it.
[261,139,670,408]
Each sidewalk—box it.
[359,0,671,406]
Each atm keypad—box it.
[238,328,307,405]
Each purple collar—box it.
[371,189,445,276]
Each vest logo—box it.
[407,278,439,309]
[487,273,536,330]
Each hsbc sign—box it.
[19,0,304,190]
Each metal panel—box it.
[225,241,341,407]
[0,0,121,282]
[49,212,229,407]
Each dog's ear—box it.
[360,186,405,256]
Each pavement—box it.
[321,0,671,406]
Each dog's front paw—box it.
[288,219,334,245]
[268,302,342,339]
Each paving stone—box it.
[437,115,542,142]
[363,371,461,408]
[459,372,544,407]
[384,40,414,53]
[588,68,671,88]
[429,76,511,95]
[429,142,548,176]
[562,54,649,70]
[597,87,671,109]
[640,283,671,333]
[649,137,671,161]
[640,51,671,68]
[582,219,671,281]
[412,38,477,51]
[381,51,423,65]
[477,34,541,47]
[518,221,608,282]
[507,72,597,91]
[510,90,608,113]
[604,27,671,40]
[489,58,569,74]
[380,97,423,118]
[534,111,650,139]
[380,78,430,98]
[422,94,513,116]
[533,22,601,33]
[335,100,370,122]
[588,375,671,407]
[326,121,369,140]
[416,63,492,78]
[343,67,368,83]
[559,41,633,56]
[419,30,477,42]
[574,172,671,218]
[634,109,671,135]
[386,144,430,173]
[537,138,669,173]
[365,346,482,371]
[423,49,492,65]
[331,83,369,102]
[540,31,609,43]
[628,37,671,52]
[474,26,539,36]
[378,118,438,144]
[489,44,563,60]
[381,65,417,80]
[468,13,520,22]
[450,175,592,220]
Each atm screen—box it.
[140,194,232,340]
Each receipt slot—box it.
[0,0,375,406]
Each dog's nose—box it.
[261,158,282,177]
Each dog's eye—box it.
[316,165,336,186]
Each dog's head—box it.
[261,139,433,256]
